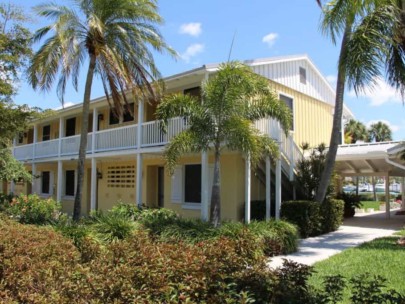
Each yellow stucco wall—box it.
[270,81,333,148]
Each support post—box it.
[245,154,251,224]
[10,181,15,194]
[289,134,294,181]
[275,157,282,220]
[33,124,38,160]
[385,174,390,219]
[91,107,98,153]
[201,151,209,221]
[136,153,143,207]
[90,157,97,211]
[402,177,405,211]
[266,157,271,221]
[57,160,63,202]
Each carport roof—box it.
[335,141,405,177]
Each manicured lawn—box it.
[309,235,405,303]
[360,200,381,211]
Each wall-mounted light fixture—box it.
[98,114,104,121]
[97,169,103,179]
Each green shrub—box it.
[247,220,299,256]
[320,199,344,233]
[158,218,217,243]
[89,211,140,243]
[110,202,141,218]
[0,192,13,211]
[281,200,322,237]
[6,194,61,225]
[135,207,180,235]
[336,192,362,218]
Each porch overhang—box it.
[335,141,405,177]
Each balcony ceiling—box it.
[335,141,405,177]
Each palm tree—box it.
[344,119,368,144]
[156,62,292,226]
[368,121,393,142]
[28,0,175,220]
[315,0,398,203]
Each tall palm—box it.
[368,121,393,142]
[28,0,175,220]
[344,119,368,144]
[156,62,292,226]
[315,0,398,203]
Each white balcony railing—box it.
[96,124,137,152]
[13,116,301,174]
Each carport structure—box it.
[335,141,405,218]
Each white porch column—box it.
[136,153,143,207]
[401,177,405,211]
[266,156,271,221]
[31,163,37,194]
[289,134,294,181]
[136,100,144,207]
[90,157,97,211]
[201,151,209,221]
[10,181,15,194]
[385,174,390,219]
[275,156,282,220]
[58,117,64,157]
[57,160,63,202]
[245,154,251,224]
[91,107,98,153]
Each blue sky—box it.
[10,0,405,140]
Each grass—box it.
[360,201,381,211]
[309,234,405,303]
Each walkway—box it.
[269,210,405,268]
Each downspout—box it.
[385,157,405,171]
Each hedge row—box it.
[280,199,344,238]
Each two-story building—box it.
[4,54,353,222]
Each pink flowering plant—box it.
[7,194,61,225]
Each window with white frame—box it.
[299,67,307,84]
[65,170,75,196]
[279,94,294,131]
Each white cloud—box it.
[348,77,402,106]
[54,102,76,110]
[179,23,202,37]
[365,119,399,132]
[326,75,337,88]
[181,43,204,63]
[262,33,278,48]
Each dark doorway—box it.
[157,166,164,207]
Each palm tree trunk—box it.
[73,54,97,221]
[210,145,221,227]
[315,25,351,204]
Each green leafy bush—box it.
[336,192,362,218]
[110,202,141,218]
[0,192,13,211]
[246,220,299,255]
[6,194,61,225]
[135,207,180,235]
[158,218,217,243]
[320,199,344,233]
[281,200,322,237]
[89,211,140,243]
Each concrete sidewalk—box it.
[269,210,405,268]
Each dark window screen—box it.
[184,164,201,203]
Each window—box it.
[18,132,24,144]
[65,118,76,137]
[184,87,201,101]
[123,103,135,122]
[184,164,201,203]
[280,94,294,131]
[65,170,75,196]
[41,171,50,194]
[299,67,307,84]
[42,125,50,141]
[107,165,135,188]
[109,108,119,125]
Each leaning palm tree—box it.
[368,121,393,142]
[344,119,368,144]
[315,0,398,203]
[28,0,175,220]
[156,62,292,226]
